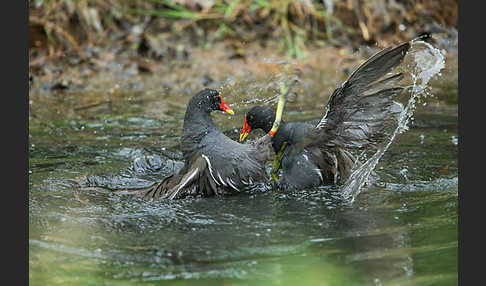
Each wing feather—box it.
[309,42,410,150]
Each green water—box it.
[29,52,457,286]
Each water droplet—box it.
[451,136,458,145]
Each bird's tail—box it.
[141,155,222,200]
[83,155,221,200]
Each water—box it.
[29,43,457,285]
[342,40,447,202]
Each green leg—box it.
[271,141,288,182]
[269,77,296,181]
[268,83,287,136]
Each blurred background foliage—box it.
[29,0,457,62]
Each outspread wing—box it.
[308,41,410,150]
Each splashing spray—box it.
[341,40,446,203]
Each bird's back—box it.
[199,130,271,191]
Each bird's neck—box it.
[181,108,219,156]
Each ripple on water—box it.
[29,41,457,286]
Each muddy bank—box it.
[28,40,458,161]
[28,2,458,152]
[29,0,458,91]
[29,37,457,120]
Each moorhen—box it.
[239,40,412,189]
[141,89,273,200]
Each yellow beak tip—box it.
[226,109,235,115]
[239,132,248,142]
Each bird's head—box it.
[239,106,275,142]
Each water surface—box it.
[29,44,458,286]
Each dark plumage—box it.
[142,89,272,200]
[240,41,411,189]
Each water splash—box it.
[341,40,446,202]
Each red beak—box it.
[219,93,234,115]
[239,115,251,142]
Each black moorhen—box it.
[239,40,412,189]
[141,89,273,200]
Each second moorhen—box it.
[141,89,273,200]
[239,40,413,189]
